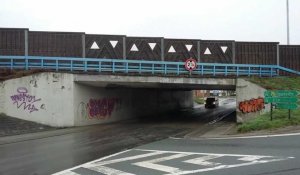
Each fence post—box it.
[10,58,13,70]
[25,56,28,70]
[271,67,273,77]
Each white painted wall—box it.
[1,73,75,127]
[236,79,270,123]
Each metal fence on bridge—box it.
[1,56,299,77]
[0,28,300,74]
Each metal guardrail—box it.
[0,56,299,77]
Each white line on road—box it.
[52,149,131,175]
[86,150,165,166]
[134,149,275,158]
[183,155,222,166]
[170,132,300,140]
[133,153,188,173]
[89,165,135,175]
[54,172,81,175]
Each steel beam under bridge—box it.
[74,74,236,90]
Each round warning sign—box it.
[185,58,197,71]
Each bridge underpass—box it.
[0,72,236,127]
[74,74,237,125]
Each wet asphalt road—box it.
[60,135,300,175]
[0,98,235,175]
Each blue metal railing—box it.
[0,55,299,77]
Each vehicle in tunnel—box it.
[205,97,219,108]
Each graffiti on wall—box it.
[10,87,42,113]
[239,97,265,113]
[77,97,121,120]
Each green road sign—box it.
[264,90,299,97]
[275,103,299,110]
[265,97,298,103]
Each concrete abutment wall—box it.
[236,78,270,123]
[0,73,194,127]
[0,73,75,127]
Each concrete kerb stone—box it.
[0,126,89,145]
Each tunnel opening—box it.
[75,77,237,125]
[74,75,237,138]
[135,88,237,125]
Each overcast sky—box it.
[1,0,299,44]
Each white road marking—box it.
[183,155,222,166]
[88,165,135,175]
[133,153,188,173]
[134,149,275,158]
[55,172,81,175]
[52,149,131,175]
[85,150,165,167]
[53,149,294,175]
[170,132,300,140]
[164,161,277,175]
[238,156,266,162]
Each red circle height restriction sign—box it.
[185,58,197,71]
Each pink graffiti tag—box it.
[87,98,121,119]
[10,87,42,113]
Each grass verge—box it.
[247,77,300,90]
[238,109,300,133]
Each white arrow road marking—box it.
[183,155,222,166]
[133,153,188,173]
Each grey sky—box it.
[1,0,299,44]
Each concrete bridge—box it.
[0,28,299,127]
